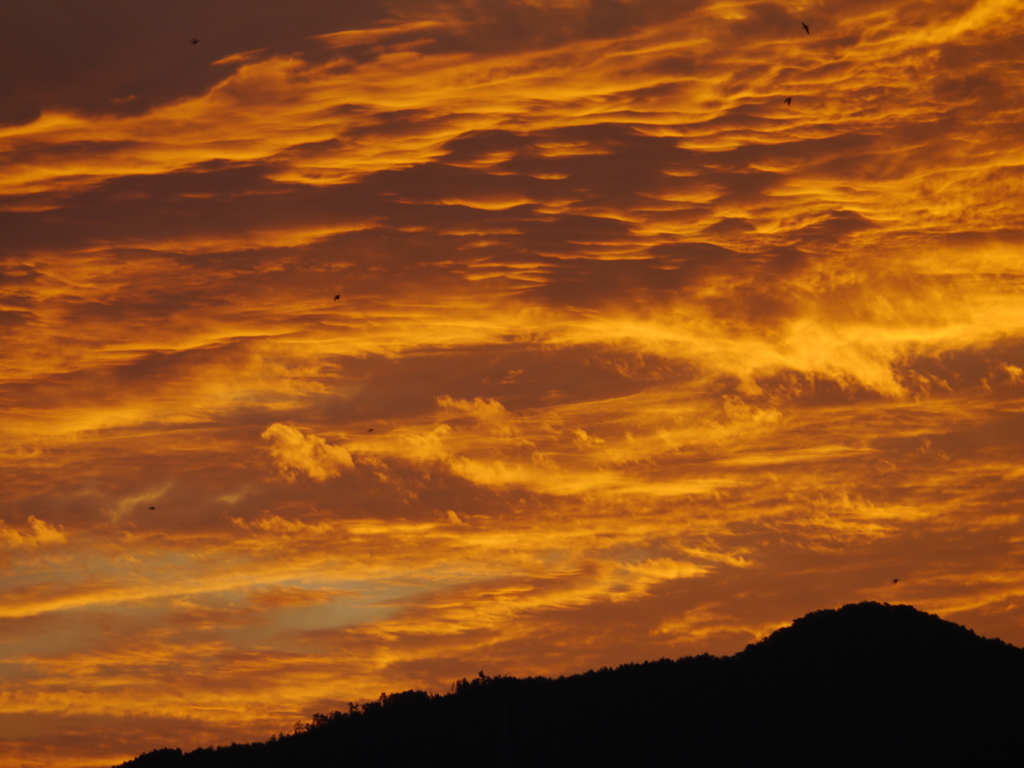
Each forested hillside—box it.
[120,602,1024,767]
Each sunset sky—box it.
[3,0,1024,765]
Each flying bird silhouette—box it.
[334,295,340,300]
[892,578,899,585]
[149,506,156,510]
[191,39,199,45]
[784,97,792,106]
[801,22,809,34]
[367,428,374,432]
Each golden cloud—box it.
[261,423,355,482]
[0,516,66,549]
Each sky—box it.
[2,0,1024,765]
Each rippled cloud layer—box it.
[3,0,1024,764]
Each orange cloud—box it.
[0,516,66,549]
[261,423,355,481]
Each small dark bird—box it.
[334,295,340,301]
[149,506,156,510]
[191,39,199,45]
[367,428,374,432]
[801,22,809,34]
[784,97,792,106]
[892,578,899,585]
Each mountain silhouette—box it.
[119,602,1024,767]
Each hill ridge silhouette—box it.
[743,600,1019,658]
[120,602,1024,767]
